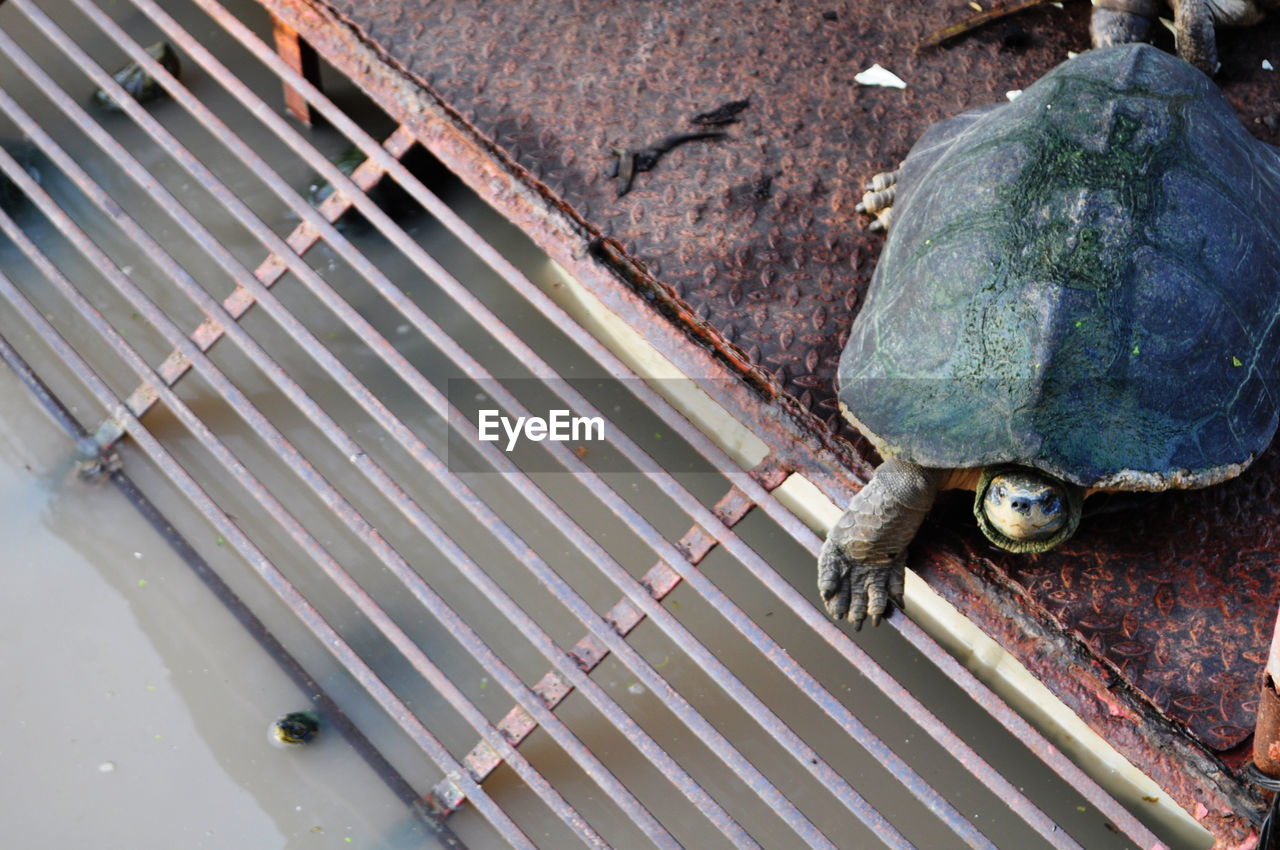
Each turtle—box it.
[818,43,1280,629]
[1090,0,1276,75]
[269,710,321,747]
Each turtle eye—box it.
[1043,495,1062,515]
[993,483,1008,500]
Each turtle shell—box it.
[839,44,1280,489]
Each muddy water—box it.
[0,363,441,847]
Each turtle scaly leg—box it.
[1089,0,1158,50]
[818,459,941,629]
[1164,0,1216,74]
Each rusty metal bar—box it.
[428,469,786,814]
[248,0,872,504]
[269,12,318,126]
[1255,608,1280,777]
[30,0,1131,844]
[103,126,416,447]
[4,8,846,846]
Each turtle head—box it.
[975,466,1082,553]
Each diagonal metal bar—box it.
[0,331,461,845]
[0,21,770,847]
[97,126,418,448]
[428,468,786,814]
[6,10,827,847]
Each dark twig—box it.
[916,0,1053,50]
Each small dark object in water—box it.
[306,141,437,227]
[690,98,751,126]
[307,143,369,208]
[270,710,320,747]
[608,131,727,196]
[92,41,180,112]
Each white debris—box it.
[1264,59,1274,71]
[1066,50,1079,60]
[1006,90,1023,101]
[855,64,907,89]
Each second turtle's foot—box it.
[817,535,905,630]
[1090,5,1155,48]
[855,168,900,232]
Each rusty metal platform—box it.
[253,0,1280,844]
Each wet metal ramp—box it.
[0,0,1195,847]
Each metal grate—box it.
[0,0,1176,847]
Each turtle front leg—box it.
[1171,0,1221,74]
[855,168,900,232]
[818,459,941,629]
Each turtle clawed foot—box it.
[856,168,900,232]
[818,535,905,630]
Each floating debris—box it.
[270,710,320,747]
[1265,59,1275,71]
[92,42,180,112]
[854,64,907,89]
[1006,90,1023,101]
